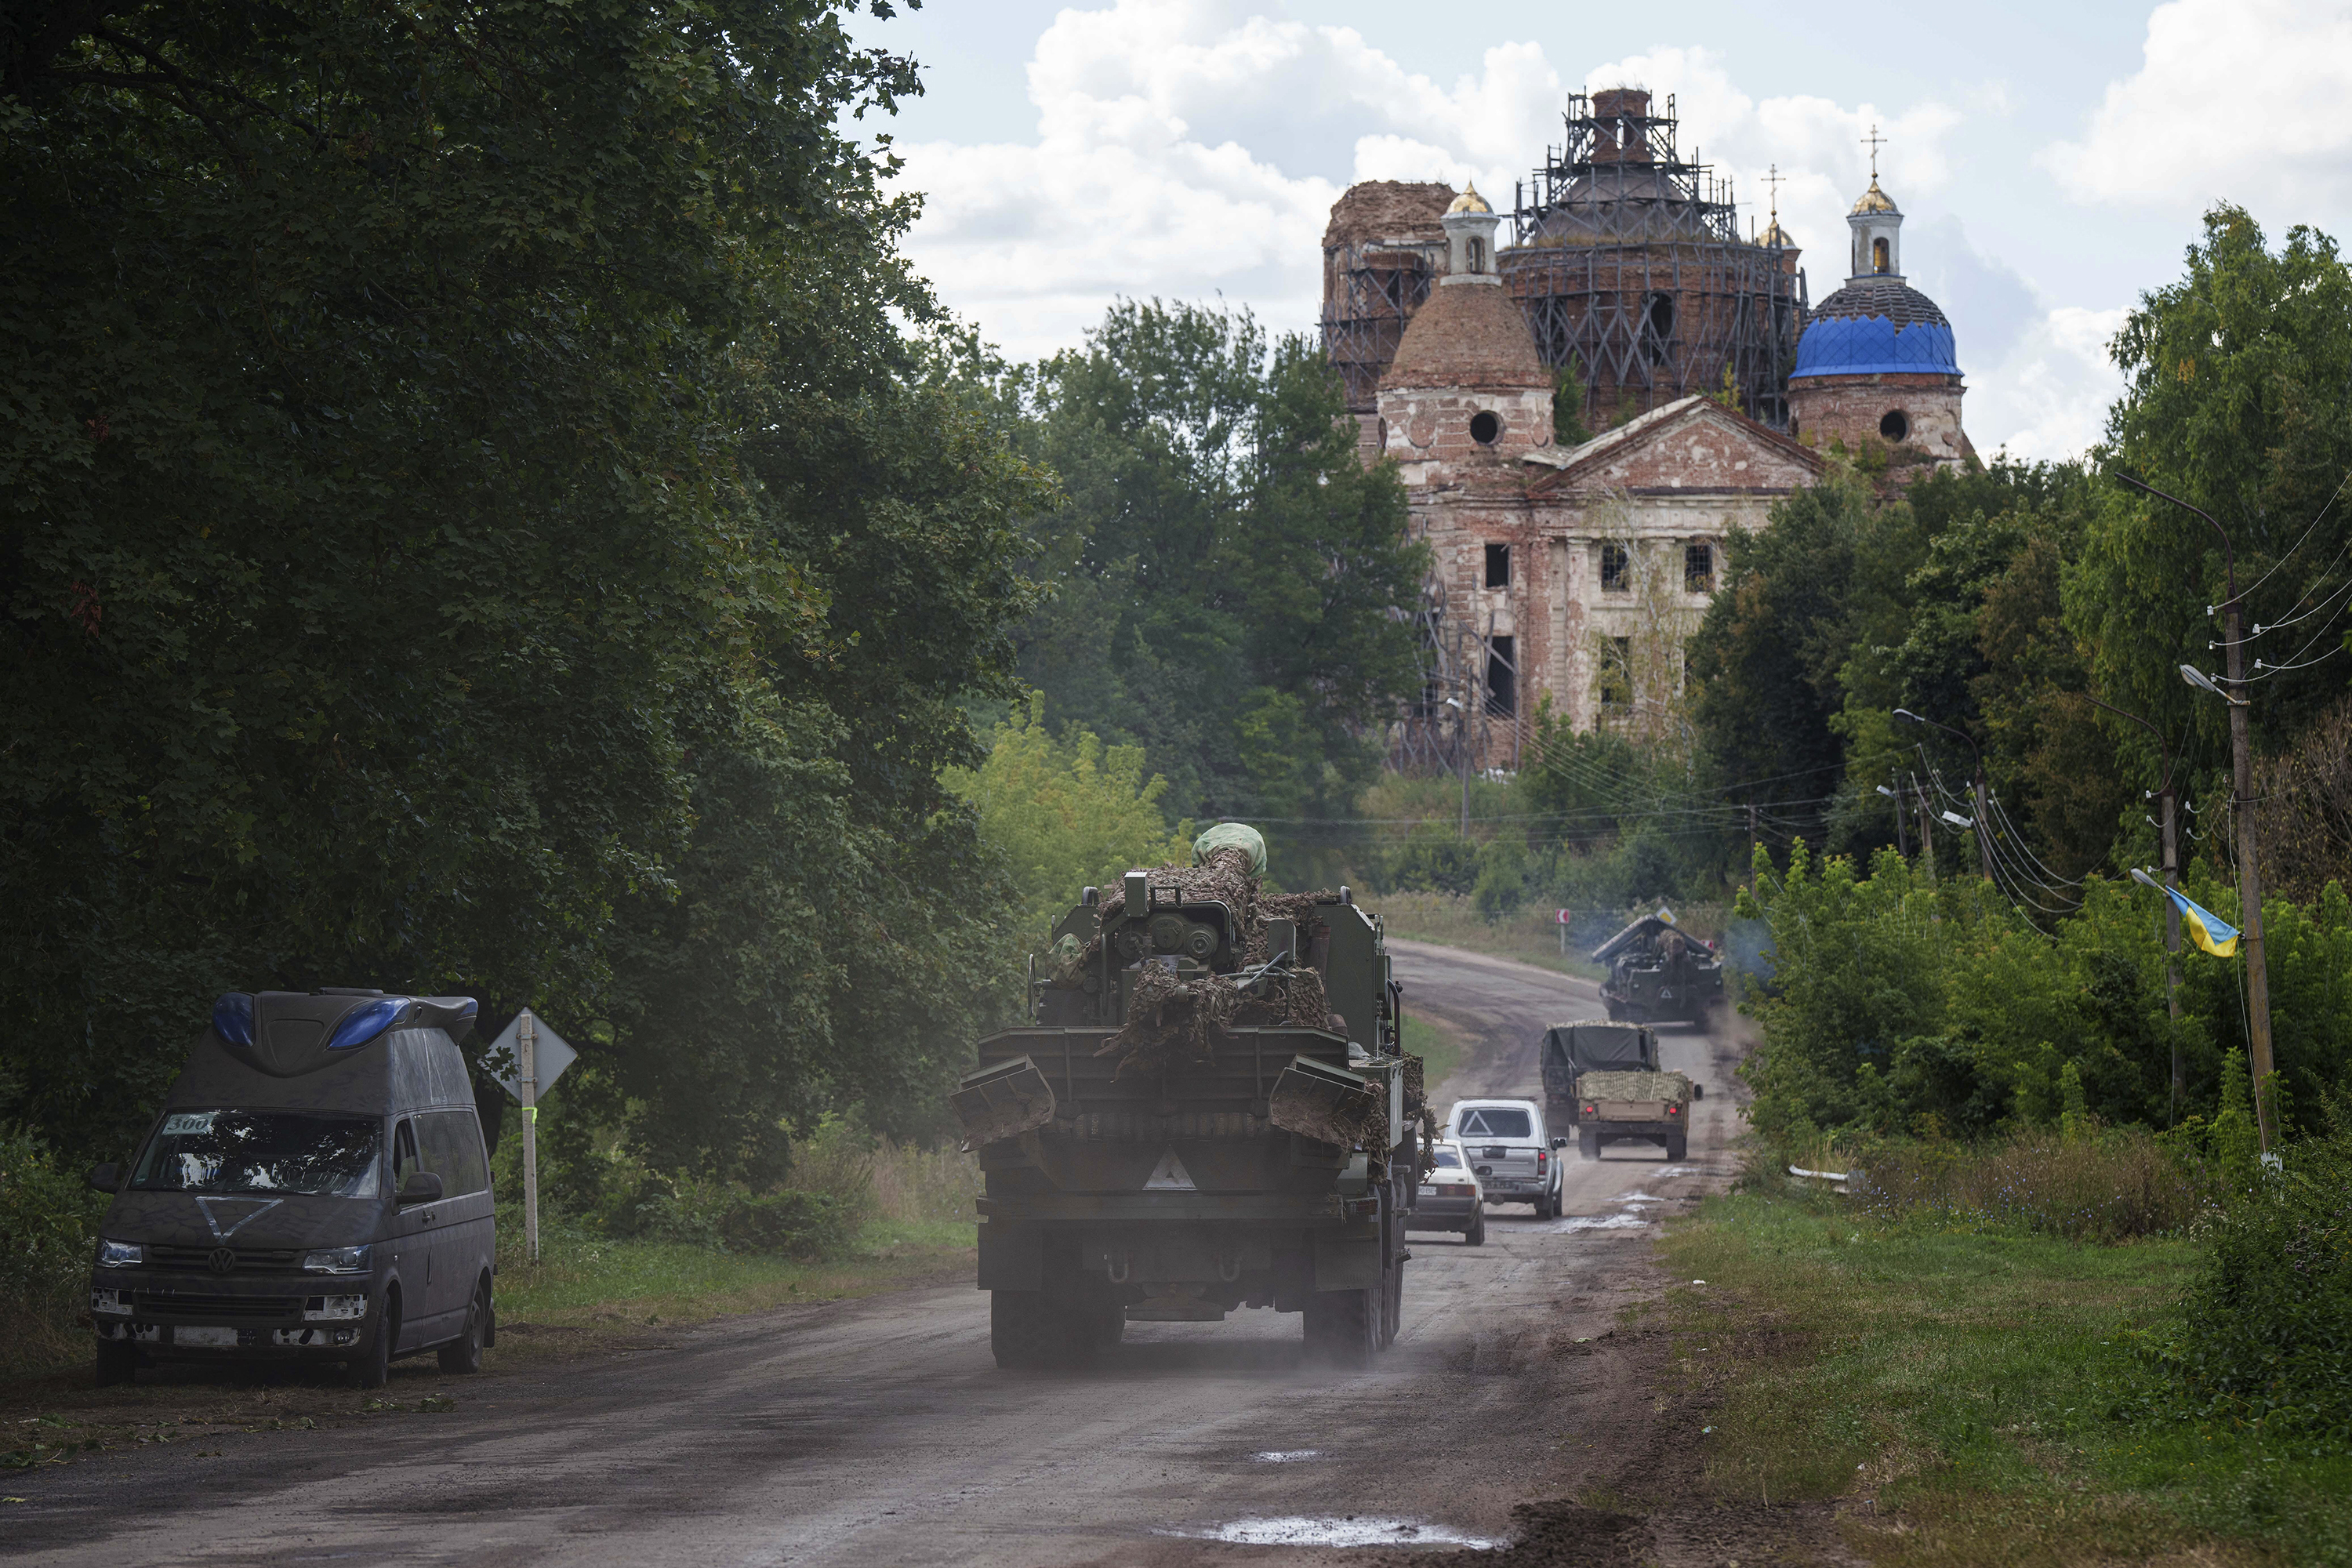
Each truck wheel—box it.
[1465,1207,1485,1246]
[1302,1288,1376,1370]
[1579,1128,1600,1160]
[437,1279,488,1374]
[989,1289,1057,1370]
[1534,1189,1557,1221]
[94,1337,136,1388]
[1666,1134,1689,1163]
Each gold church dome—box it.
[1850,178,1897,214]
[1759,218,1794,248]
[1446,182,1493,215]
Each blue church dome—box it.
[1791,277,1959,379]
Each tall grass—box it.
[1832,1129,2201,1242]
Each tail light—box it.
[1581,1105,1596,1116]
[1536,1151,1548,1169]
[1668,1105,1681,1116]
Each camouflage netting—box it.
[1098,960,1239,1081]
[1577,1069,1691,1103]
[1090,831,1347,1079]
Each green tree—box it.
[949,699,1193,943]
[2069,205,2352,792]
[1002,300,1427,878]
[0,2,1045,1174]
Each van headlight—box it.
[96,1239,143,1268]
[301,1245,371,1276]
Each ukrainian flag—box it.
[2164,887,2241,959]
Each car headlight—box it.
[96,1239,143,1268]
[301,1245,372,1275]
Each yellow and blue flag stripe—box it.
[2165,887,2240,959]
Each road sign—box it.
[488,1009,575,1102]
[1555,909,1572,924]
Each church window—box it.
[1484,543,1511,588]
[1872,237,1890,273]
[1880,409,1909,442]
[1595,637,1632,711]
[1470,410,1502,445]
[1641,293,1675,366]
[1684,542,1714,594]
[1468,238,1486,273]
[1599,542,1630,594]
[1485,636,1517,717]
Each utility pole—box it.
[2088,694,2183,1116]
[2116,473,2276,1153]
[1890,771,1909,858]
[520,1008,542,1263]
[1911,772,1936,880]
[1747,802,1757,873]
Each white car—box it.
[1408,1142,1486,1244]
[1444,1098,1563,1219]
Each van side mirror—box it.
[397,1171,444,1206]
[86,1162,121,1194]
[1692,1083,1705,1099]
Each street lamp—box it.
[2116,467,2277,1155]
[1893,709,1991,881]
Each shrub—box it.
[2151,1111,2352,1434]
[716,1190,859,1259]
[0,1127,107,1376]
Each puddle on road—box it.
[1163,1516,1503,1548]
[1538,1212,1653,1234]
[1251,1450,1323,1463]
[1612,1192,1664,1205]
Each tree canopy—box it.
[997,299,1427,882]
[2,0,1045,1177]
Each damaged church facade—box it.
[1323,89,1973,769]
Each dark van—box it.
[85,989,496,1388]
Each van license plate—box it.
[176,1327,238,1348]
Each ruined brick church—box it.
[1323,90,1972,767]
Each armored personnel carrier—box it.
[952,825,1422,1370]
[1594,908,1725,1028]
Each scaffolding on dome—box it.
[1322,234,1444,412]
[1505,89,1808,430]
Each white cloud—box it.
[1966,306,2128,463]
[891,4,2114,454]
[2043,0,2352,221]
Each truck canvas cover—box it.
[1591,910,1680,964]
[1541,1022,1652,1074]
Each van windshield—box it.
[1457,1107,1532,1139]
[130,1110,381,1198]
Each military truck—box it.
[1594,909,1726,1028]
[952,825,1421,1371]
[1540,1020,1700,1162]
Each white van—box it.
[1443,1098,1563,1219]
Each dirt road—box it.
[5,944,1741,1567]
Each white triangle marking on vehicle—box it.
[1144,1149,1197,1190]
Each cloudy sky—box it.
[847,0,2352,461]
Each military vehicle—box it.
[1593,909,1726,1028]
[1539,1020,1700,1161]
[952,824,1422,1371]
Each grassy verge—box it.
[1401,1012,1470,1102]
[1375,891,1606,982]
[492,1215,974,1335]
[1651,1192,2352,1566]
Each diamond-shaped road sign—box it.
[488,1008,576,1103]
